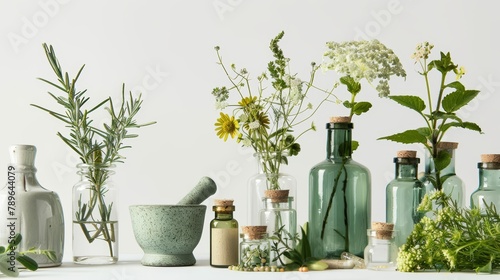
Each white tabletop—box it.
[23,254,498,280]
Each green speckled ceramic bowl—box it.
[129,205,207,266]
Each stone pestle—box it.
[177,176,217,205]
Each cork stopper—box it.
[212,199,235,212]
[241,226,267,240]
[437,141,458,150]
[214,199,234,207]
[372,222,394,240]
[329,116,352,123]
[264,189,289,203]
[397,150,417,158]
[481,154,500,163]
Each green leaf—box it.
[388,95,426,112]
[442,90,479,113]
[431,111,462,123]
[300,226,311,261]
[352,140,359,152]
[434,149,452,172]
[445,81,465,91]
[17,254,38,271]
[416,127,432,137]
[430,52,456,73]
[352,102,372,116]
[340,75,361,95]
[378,129,428,144]
[475,258,492,274]
[440,121,482,134]
[0,254,18,277]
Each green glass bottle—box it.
[420,142,465,208]
[309,116,371,259]
[385,150,424,248]
[471,154,500,212]
[210,199,239,267]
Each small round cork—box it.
[397,150,417,158]
[329,116,352,123]
[241,226,267,240]
[214,199,234,207]
[437,141,459,150]
[481,154,500,163]
[264,189,289,203]
[372,222,394,240]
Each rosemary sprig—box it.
[32,43,156,258]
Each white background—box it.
[0,0,498,261]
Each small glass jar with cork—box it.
[239,226,270,269]
[210,199,239,268]
[364,222,398,271]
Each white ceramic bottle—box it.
[0,145,64,267]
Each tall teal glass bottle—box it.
[309,116,371,259]
[386,150,424,248]
[471,154,500,212]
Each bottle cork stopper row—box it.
[481,154,500,163]
[396,150,417,158]
[329,116,352,123]
[372,222,394,240]
[264,189,289,203]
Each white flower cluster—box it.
[411,42,434,61]
[283,74,304,105]
[322,39,406,97]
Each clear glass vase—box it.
[0,145,64,267]
[309,117,371,259]
[471,154,500,211]
[385,151,425,248]
[419,142,465,208]
[247,153,297,226]
[73,163,118,264]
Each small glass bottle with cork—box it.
[364,222,398,271]
[239,226,270,270]
[210,199,239,268]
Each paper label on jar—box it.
[211,227,239,266]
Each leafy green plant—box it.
[32,43,156,259]
[379,42,482,190]
[0,234,45,277]
[269,223,327,271]
[398,191,500,273]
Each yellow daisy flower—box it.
[215,112,240,141]
[238,96,257,107]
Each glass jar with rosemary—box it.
[32,43,156,264]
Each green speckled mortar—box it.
[129,205,207,266]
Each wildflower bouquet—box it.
[211,31,336,190]
[379,42,482,190]
[398,191,500,273]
